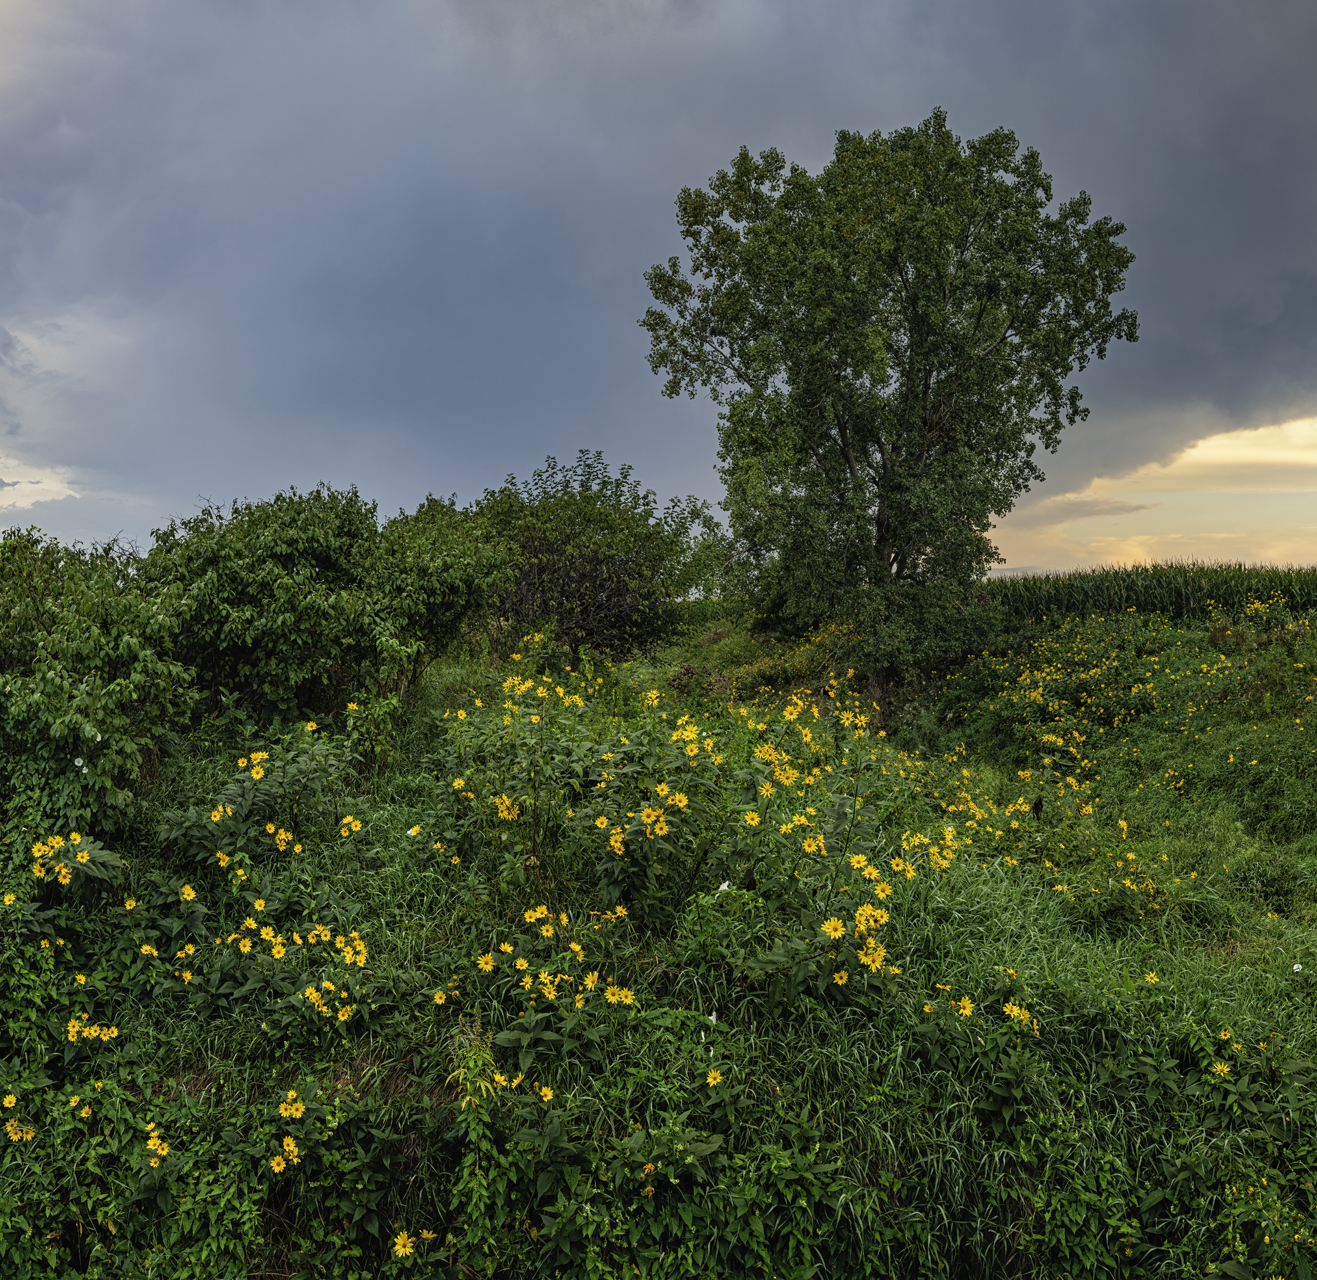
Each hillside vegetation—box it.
[3,501,1316,1279]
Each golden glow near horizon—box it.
[994,416,1317,570]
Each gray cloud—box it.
[0,0,1314,545]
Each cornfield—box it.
[986,560,1317,622]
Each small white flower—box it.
[1296,964,1304,973]
[96,733,102,742]
[717,881,730,892]
[709,1010,717,1026]
[74,758,83,767]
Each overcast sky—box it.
[1,0,1315,566]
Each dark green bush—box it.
[471,452,718,659]
[0,528,196,834]
[141,486,504,717]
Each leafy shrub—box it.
[0,528,196,834]
[142,485,504,716]
[472,452,718,660]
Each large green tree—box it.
[641,109,1137,680]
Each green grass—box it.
[3,588,1317,1278]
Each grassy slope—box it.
[2,604,1317,1279]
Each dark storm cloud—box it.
[0,0,1314,543]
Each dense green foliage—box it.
[0,530,196,835]
[471,453,720,660]
[142,486,504,717]
[3,548,1317,1278]
[0,470,717,845]
[641,109,1137,678]
[0,486,505,838]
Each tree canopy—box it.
[641,109,1137,680]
